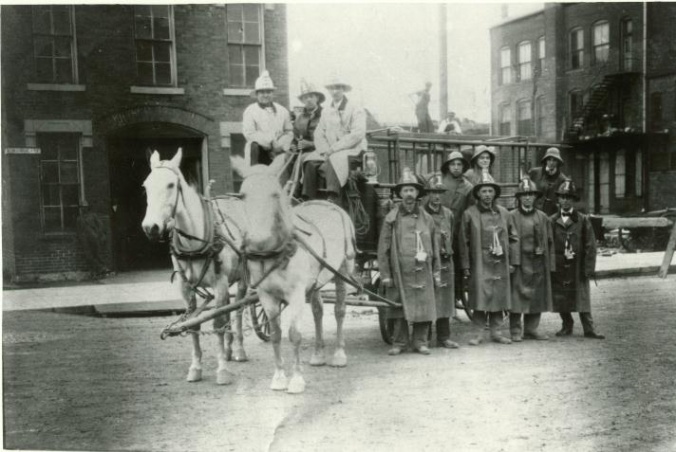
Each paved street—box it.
[3,275,676,452]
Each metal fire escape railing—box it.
[567,58,642,137]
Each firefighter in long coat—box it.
[459,173,520,345]
[440,150,474,303]
[508,178,555,342]
[528,147,569,216]
[311,75,367,201]
[463,145,496,186]
[424,174,459,349]
[242,71,294,165]
[289,80,324,200]
[550,180,605,339]
[378,169,441,356]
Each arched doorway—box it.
[107,122,206,270]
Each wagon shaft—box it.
[161,292,260,339]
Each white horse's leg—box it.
[214,276,235,385]
[183,283,203,382]
[261,292,287,391]
[287,286,306,394]
[232,282,248,362]
[309,290,326,366]
[331,275,348,368]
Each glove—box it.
[463,269,471,279]
[509,265,516,274]
[381,278,394,288]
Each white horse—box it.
[231,156,357,394]
[142,149,248,385]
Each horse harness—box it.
[154,164,241,299]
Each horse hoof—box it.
[330,350,347,368]
[217,369,235,385]
[233,350,249,362]
[287,375,306,394]
[186,368,202,382]
[309,353,326,367]
[270,372,288,391]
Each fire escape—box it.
[566,60,642,141]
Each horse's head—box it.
[142,148,184,241]
[231,154,293,253]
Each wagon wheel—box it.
[250,301,287,342]
[375,278,396,345]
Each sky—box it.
[287,3,543,126]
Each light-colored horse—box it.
[142,149,248,385]
[231,155,357,394]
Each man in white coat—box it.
[311,75,367,201]
[242,71,294,165]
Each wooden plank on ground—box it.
[658,221,676,279]
[603,217,673,229]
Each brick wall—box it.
[1,4,288,279]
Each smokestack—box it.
[439,3,448,122]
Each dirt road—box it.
[4,276,676,452]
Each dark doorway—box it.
[107,123,204,271]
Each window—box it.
[537,36,545,75]
[635,149,642,196]
[32,6,77,83]
[499,103,512,135]
[592,21,609,64]
[535,96,545,137]
[615,149,626,198]
[517,100,532,136]
[587,154,595,211]
[134,5,175,86]
[569,90,584,124]
[621,18,634,71]
[650,92,663,130]
[227,4,263,88]
[37,133,80,233]
[517,41,532,81]
[500,47,511,85]
[599,152,610,214]
[569,28,584,69]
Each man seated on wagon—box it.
[289,79,325,200]
[242,71,294,166]
[313,75,367,204]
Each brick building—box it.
[1,4,289,281]
[490,3,676,214]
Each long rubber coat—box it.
[377,205,440,322]
[528,167,569,216]
[509,208,555,313]
[459,203,520,312]
[424,203,456,318]
[550,210,596,312]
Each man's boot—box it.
[581,312,605,339]
[556,312,574,336]
[490,312,511,344]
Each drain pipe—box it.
[642,1,647,133]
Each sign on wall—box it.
[4,147,41,155]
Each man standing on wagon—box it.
[378,169,441,356]
[242,70,294,166]
[459,173,520,345]
[508,177,555,342]
[528,147,569,216]
[424,174,460,349]
[314,75,367,203]
[440,150,474,304]
[550,180,605,339]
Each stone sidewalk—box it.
[2,251,674,313]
